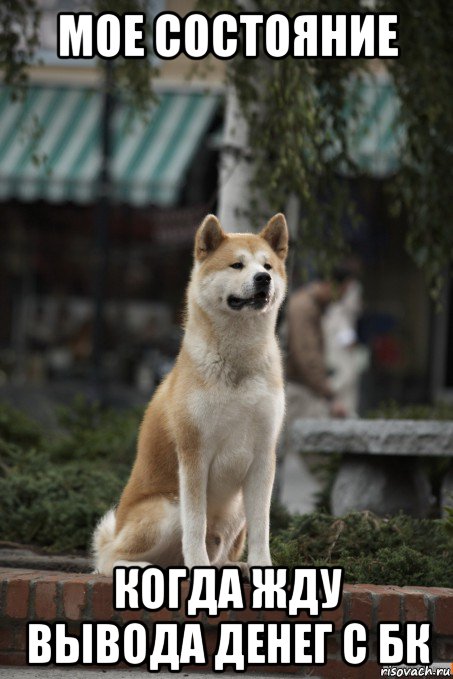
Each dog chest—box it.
[189,377,281,437]
[187,378,284,492]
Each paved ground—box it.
[0,670,318,678]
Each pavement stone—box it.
[0,669,315,678]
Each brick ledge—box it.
[0,568,452,678]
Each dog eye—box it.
[230,262,244,270]
[264,263,272,270]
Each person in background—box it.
[323,278,368,417]
[285,268,354,422]
[275,268,354,510]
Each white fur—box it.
[92,218,287,575]
[195,247,285,320]
[92,508,116,574]
[179,247,286,569]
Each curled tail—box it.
[92,508,116,574]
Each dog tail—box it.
[92,508,116,574]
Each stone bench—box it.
[290,419,453,517]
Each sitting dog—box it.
[93,213,288,575]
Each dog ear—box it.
[195,215,226,261]
[260,213,289,260]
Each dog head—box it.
[191,213,288,317]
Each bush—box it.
[367,400,453,421]
[0,399,140,552]
[270,510,453,587]
[0,402,43,448]
[1,401,452,587]
[49,396,139,464]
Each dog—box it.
[93,212,288,575]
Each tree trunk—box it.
[217,84,255,233]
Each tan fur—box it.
[93,213,289,575]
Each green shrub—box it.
[49,396,139,464]
[1,401,452,587]
[367,400,453,421]
[0,402,43,448]
[270,511,453,587]
[0,444,126,552]
[0,399,140,552]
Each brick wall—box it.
[0,568,452,678]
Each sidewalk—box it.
[0,670,318,678]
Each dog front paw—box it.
[224,560,250,580]
[247,554,273,569]
[184,554,211,570]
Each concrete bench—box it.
[290,419,453,517]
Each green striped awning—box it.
[0,85,220,206]
[345,72,404,177]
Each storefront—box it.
[0,83,222,388]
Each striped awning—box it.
[0,85,220,206]
[345,72,403,177]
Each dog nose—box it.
[254,272,271,288]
